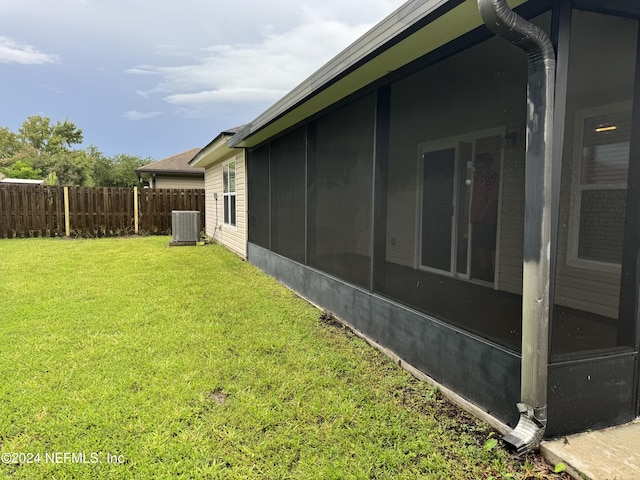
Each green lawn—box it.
[0,237,560,479]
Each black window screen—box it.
[247,145,270,248]
[307,94,375,288]
[270,127,306,263]
[375,18,547,351]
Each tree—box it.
[0,159,42,180]
[0,127,20,158]
[53,119,84,150]
[1,116,152,187]
[1,146,46,179]
[48,150,96,186]
[18,115,83,156]
[94,154,151,187]
[91,148,114,187]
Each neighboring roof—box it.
[229,0,528,148]
[0,178,45,184]
[189,126,246,169]
[136,148,204,176]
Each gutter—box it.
[477,0,555,453]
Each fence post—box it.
[134,187,139,234]
[63,186,70,237]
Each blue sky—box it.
[0,0,406,160]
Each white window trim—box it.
[566,101,630,274]
[222,160,237,229]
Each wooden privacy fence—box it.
[0,184,205,239]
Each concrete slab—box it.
[540,419,640,480]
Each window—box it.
[223,161,236,227]
[568,104,631,270]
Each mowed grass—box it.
[0,237,558,479]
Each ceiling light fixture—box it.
[595,125,617,133]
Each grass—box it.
[0,236,565,479]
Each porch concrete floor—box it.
[540,419,640,480]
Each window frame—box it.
[223,160,237,228]
[567,101,631,274]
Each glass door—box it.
[420,147,456,272]
[469,135,501,283]
[420,133,502,283]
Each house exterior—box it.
[226,0,640,441]
[189,128,247,258]
[136,148,204,189]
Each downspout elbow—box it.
[478,0,555,68]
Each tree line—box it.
[0,116,152,187]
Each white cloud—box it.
[125,66,162,76]
[121,110,162,121]
[165,88,288,106]
[0,36,59,65]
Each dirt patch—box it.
[207,389,229,405]
[318,312,344,329]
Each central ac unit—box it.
[170,210,200,245]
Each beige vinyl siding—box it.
[495,125,525,294]
[204,152,247,258]
[556,219,621,319]
[204,168,217,237]
[154,175,204,189]
[386,183,418,268]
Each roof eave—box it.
[189,132,238,168]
